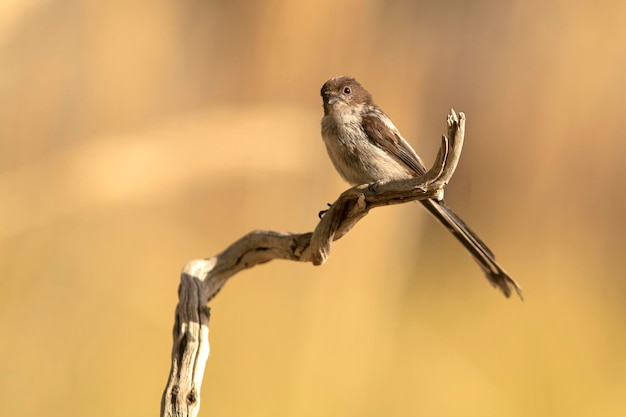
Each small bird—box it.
[320,76,522,298]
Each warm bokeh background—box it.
[1,1,625,416]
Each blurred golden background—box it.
[1,1,625,416]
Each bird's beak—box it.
[326,96,339,105]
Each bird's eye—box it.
[343,86,351,94]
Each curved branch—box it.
[160,109,466,417]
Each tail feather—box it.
[420,199,523,299]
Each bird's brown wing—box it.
[361,109,426,177]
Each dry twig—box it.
[161,110,466,417]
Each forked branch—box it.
[160,110,466,417]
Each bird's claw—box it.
[367,180,384,193]
[318,203,332,219]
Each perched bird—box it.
[320,76,522,298]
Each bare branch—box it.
[160,109,466,417]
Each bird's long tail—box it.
[420,199,523,299]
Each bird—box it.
[320,76,522,298]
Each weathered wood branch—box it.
[160,110,466,417]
